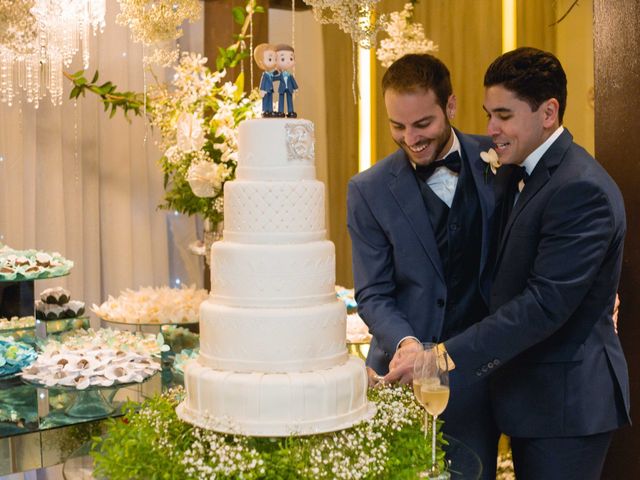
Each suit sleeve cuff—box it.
[396,336,420,352]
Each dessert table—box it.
[0,364,181,475]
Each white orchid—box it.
[176,112,206,152]
[480,148,501,175]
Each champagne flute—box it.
[413,343,450,479]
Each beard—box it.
[395,123,453,166]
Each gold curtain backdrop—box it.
[322,0,594,288]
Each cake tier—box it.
[177,356,373,436]
[237,119,315,181]
[199,299,347,372]
[210,241,336,307]
[223,179,326,244]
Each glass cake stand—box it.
[22,372,160,423]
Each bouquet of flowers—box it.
[149,54,259,226]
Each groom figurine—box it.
[254,43,280,117]
[275,44,298,118]
[444,47,630,480]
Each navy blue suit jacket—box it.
[347,130,495,374]
[445,129,631,437]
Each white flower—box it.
[480,148,501,175]
[176,112,206,152]
[377,3,438,68]
[186,161,223,197]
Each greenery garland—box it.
[91,385,447,479]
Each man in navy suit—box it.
[444,47,631,480]
[347,54,500,479]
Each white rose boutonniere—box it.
[480,148,500,182]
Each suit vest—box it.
[417,153,488,340]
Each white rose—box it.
[176,112,206,152]
[186,161,221,197]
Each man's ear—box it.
[447,94,457,120]
[542,98,560,128]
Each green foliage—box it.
[91,385,449,480]
[66,70,144,121]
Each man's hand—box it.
[366,367,384,388]
[384,339,422,384]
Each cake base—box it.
[177,356,374,436]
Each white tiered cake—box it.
[177,118,372,436]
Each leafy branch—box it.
[65,70,145,121]
[216,0,265,70]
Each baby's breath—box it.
[92,384,448,479]
[376,3,438,68]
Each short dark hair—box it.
[382,54,452,111]
[484,47,567,123]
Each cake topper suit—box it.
[275,44,298,118]
[254,43,281,117]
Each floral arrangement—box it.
[67,1,264,229]
[149,54,260,225]
[376,2,438,68]
[116,0,202,66]
[91,384,448,479]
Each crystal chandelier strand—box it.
[0,0,106,108]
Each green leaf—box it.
[231,6,245,24]
[91,70,99,83]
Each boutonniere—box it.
[480,148,501,183]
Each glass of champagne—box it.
[413,343,450,479]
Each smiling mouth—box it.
[407,143,428,153]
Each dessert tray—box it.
[92,285,207,325]
[0,249,74,281]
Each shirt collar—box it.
[521,126,564,175]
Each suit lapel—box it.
[457,130,495,288]
[388,152,445,283]
[494,129,574,268]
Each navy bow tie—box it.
[415,151,462,181]
[515,165,530,190]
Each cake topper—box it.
[254,43,281,118]
[275,44,298,118]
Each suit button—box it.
[488,362,494,369]
[493,358,501,366]
[449,223,459,231]
[482,365,488,373]
[475,370,482,377]
[437,299,445,308]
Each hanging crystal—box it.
[0,0,106,108]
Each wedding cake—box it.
[177,118,372,436]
